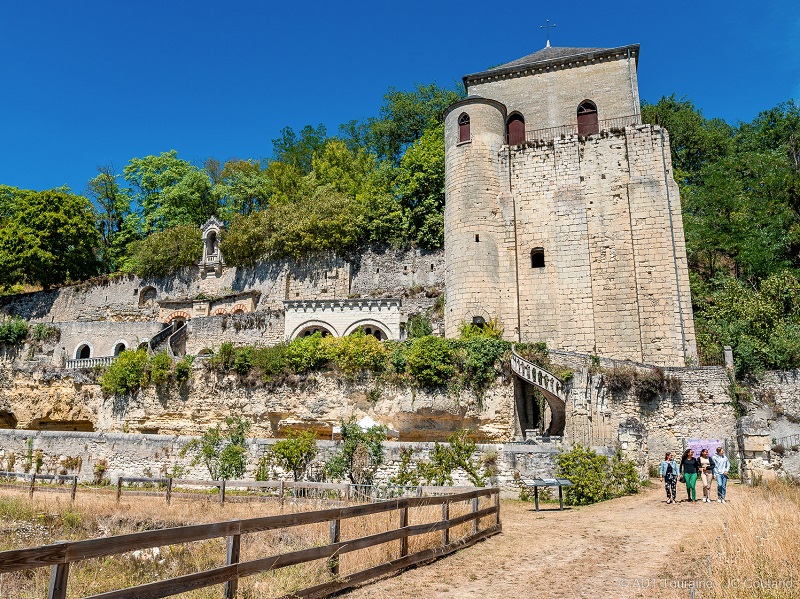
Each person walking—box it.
[713,446,731,503]
[659,452,680,504]
[680,448,701,502]
[698,448,715,503]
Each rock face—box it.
[0,359,516,442]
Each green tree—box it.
[405,335,454,387]
[261,429,318,481]
[0,189,100,289]
[86,165,131,272]
[124,150,217,234]
[127,224,203,277]
[325,419,388,485]
[271,124,328,175]
[180,417,252,480]
[214,159,271,216]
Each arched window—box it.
[114,342,127,357]
[531,248,545,268]
[76,344,91,359]
[577,101,599,135]
[507,114,526,145]
[472,316,486,329]
[458,113,470,143]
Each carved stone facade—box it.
[443,44,696,367]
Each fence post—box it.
[472,496,479,534]
[70,476,77,502]
[278,479,284,510]
[399,504,409,557]
[165,477,172,505]
[224,524,241,599]
[441,501,449,546]
[29,473,36,499]
[416,485,422,498]
[346,483,351,503]
[494,490,500,527]
[47,541,69,599]
[219,479,226,505]
[329,518,341,576]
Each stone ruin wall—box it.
[0,247,446,359]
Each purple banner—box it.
[687,438,722,457]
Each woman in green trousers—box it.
[680,448,701,502]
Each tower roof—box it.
[464,44,639,87]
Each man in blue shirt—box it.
[713,447,731,503]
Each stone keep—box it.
[444,44,696,366]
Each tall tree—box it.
[86,165,131,272]
[0,190,100,289]
[271,124,328,175]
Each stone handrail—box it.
[148,322,174,353]
[65,356,116,370]
[510,347,566,400]
[167,322,187,358]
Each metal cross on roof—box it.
[540,19,556,47]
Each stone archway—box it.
[343,319,392,341]
[290,321,338,340]
[165,310,191,324]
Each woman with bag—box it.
[680,448,701,502]
[698,448,715,503]
[659,452,680,504]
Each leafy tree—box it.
[391,430,485,486]
[100,349,149,395]
[214,159,271,216]
[406,314,432,339]
[261,429,318,481]
[325,419,388,485]
[405,335,455,387]
[271,124,328,175]
[0,189,100,289]
[180,417,252,480]
[395,121,446,248]
[86,165,131,272]
[124,150,217,234]
[127,224,202,277]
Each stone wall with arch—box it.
[55,321,165,364]
[284,299,402,341]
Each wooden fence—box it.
[0,471,77,500]
[0,487,500,599]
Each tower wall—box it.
[443,99,519,338]
[468,55,639,130]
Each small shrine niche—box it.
[200,216,225,275]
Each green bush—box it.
[145,351,172,386]
[233,346,254,375]
[405,335,454,387]
[325,418,388,485]
[129,225,203,278]
[210,342,236,372]
[390,430,486,486]
[180,417,252,480]
[0,317,29,345]
[174,355,194,383]
[458,317,504,340]
[284,333,330,373]
[258,429,318,481]
[252,344,289,380]
[407,313,432,339]
[555,445,640,506]
[100,349,149,395]
[31,323,60,342]
[326,331,388,376]
[460,337,510,396]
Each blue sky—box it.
[1,1,798,195]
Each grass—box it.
[661,480,800,599]
[0,486,493,598]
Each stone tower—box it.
[443,44,696,366]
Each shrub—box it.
[252,343,289,380]
[555,445,640,506]
[233,346,254,375]
[174,355,194,383]
[0,317,29,345]
[92,459,108,485]
[100,349,148,395]
[31,323,60,342]
[284,333,330,373]
[390,430,486,487]
[603,366,638,394]
[460,337,510,396]
[129,225,203,277]
[458,317,504,340]
[180,417,252,480]
[259,429,318,481]
[145,351,172,386]
[325,419,388,485]
[210,342,236,372]
[407,313,432,339]
[326,331,388,376]
[405,335,454,387]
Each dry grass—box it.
[0,487,492,598]
[660,481,800,599]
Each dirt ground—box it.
[344,482,753,599]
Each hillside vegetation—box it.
[0,85,798,376]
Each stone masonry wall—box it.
[185,311,285,355]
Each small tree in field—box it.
[325,419,388,485]
[261,429,318,481]
[180,417,251,480]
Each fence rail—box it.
[0,471,78,500]
[64,356,116,370]
[0,487,500,599]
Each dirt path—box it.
[344,483,752,599]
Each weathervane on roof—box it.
[540,19,556,47]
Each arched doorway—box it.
[75,344,91,359]
[507,113,526,145]
[114,342,127,356]
[577,100,599,135]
